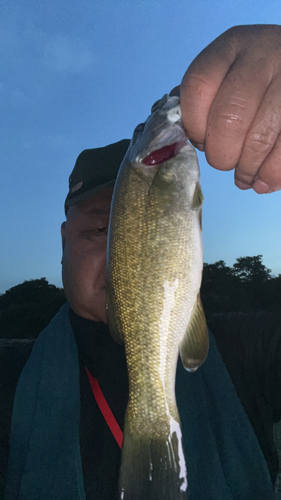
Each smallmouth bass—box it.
[106,94,209,499]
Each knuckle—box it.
[210,96,249,136]
[245,128,277,155]
[209,109,244,137]
[182,72,214,96]
[244,136,274,156]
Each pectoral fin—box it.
[106,287,124,345]
[180,293,209,372]
[191,182,204,210]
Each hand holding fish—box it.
[178,24,281,194]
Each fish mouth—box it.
[142,140,187,166]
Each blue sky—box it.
[1,0,281,293]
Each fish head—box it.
[122,94,201,211]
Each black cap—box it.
[64,139,130,214]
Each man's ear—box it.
[61,222,66,251]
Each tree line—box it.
[201,255,281,320]
[0,255,280,339]
[0,278,67,339]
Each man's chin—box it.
[69,299,107,323]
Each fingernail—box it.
[235,179,251,190]
[253,179,271,194]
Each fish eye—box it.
[134,123,144,133]
[132,122,145,143]
[151,94,168,113]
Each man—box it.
[5,25,281,499]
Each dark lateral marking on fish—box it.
[142,142,178,166]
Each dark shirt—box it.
[70,309,281,499]
[69,309,128,500]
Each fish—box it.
[106,94,209,500]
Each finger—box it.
[204,53,272,171]
[180,27,241,144]
[234,73,281,189]
[253,135,281,193]
[180,25,281,173]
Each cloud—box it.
[43,35,96,73]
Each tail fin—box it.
[118,419,188,499]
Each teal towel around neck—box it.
[5,303,275,499]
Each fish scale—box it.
[106,95,209,499]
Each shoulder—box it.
[0,339,34,480]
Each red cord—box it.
[85,367,123,448]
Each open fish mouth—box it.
[132,95,188,166]
[142,140,188,166]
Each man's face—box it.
[61,186,113,323]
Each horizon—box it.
[1,252,279,296]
